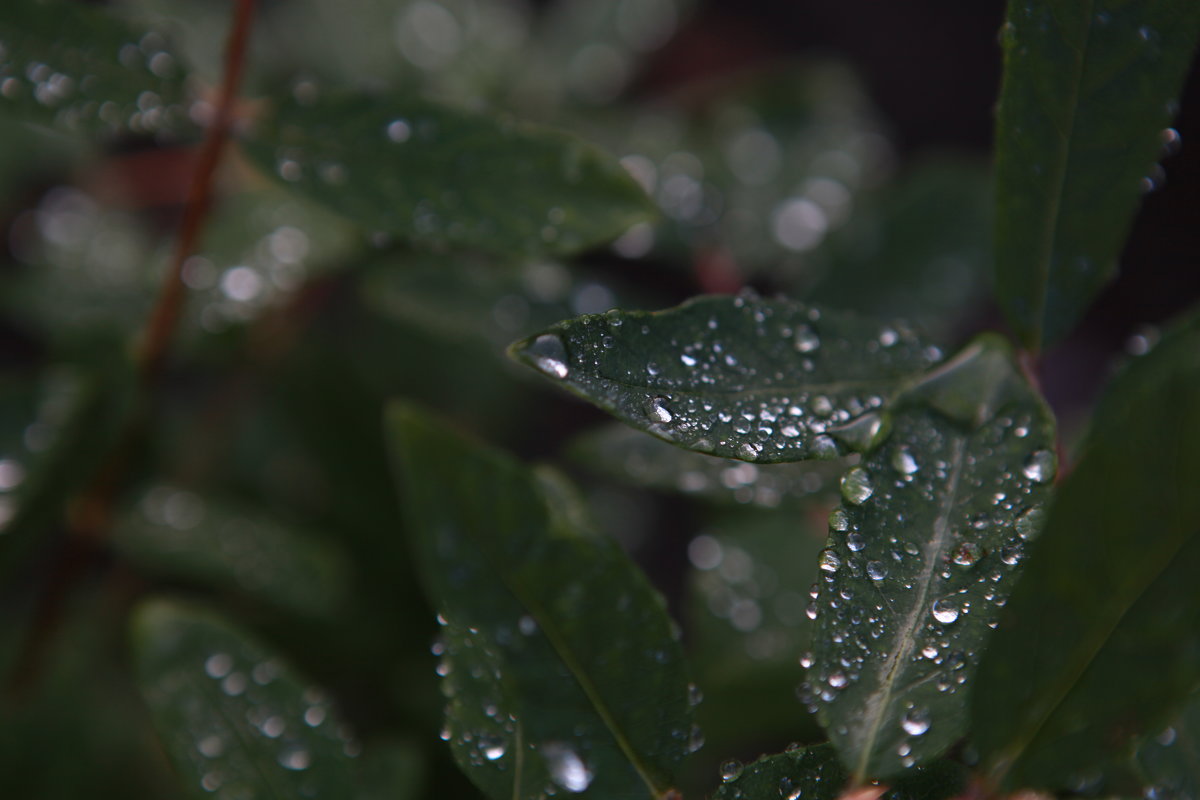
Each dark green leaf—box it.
[571,422,845,506]
[807,335,1056,781]
[972,310,1200,790]
[114,496,350,620]
[993,1,1200,350]
[0,361,136,583]
[510,294,941,464]
[712,744,846,800]
[0,0,193,138]
[1137,690,1200,800]
[387,403,693,799]
[242,92,655,257]
[132,600,367,798]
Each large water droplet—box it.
[866,561,887,581]
[525,334,569,379]
[1022,450,1056,483]
[543,743,593,792]
[479,734,507,760]
[931,598,960,624]
[646,396,673,424]
[840,467,874,505]
[720,759,744,783]
[901,707,931,736]
[846,532,866,552]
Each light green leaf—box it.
[992,0,1200,350]
[132,600,368,799]
[0,0,193,138]
[387,403,693,800]
[571,422,845,506]
[807,335,1056,781]
[510,293,941,464]
[972,309,1200,790]
[241,92,656,257]
[114,494,350,620]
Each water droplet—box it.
[952,542,981,566]
[480,734,507,760]
[646,396,673,424]
[688,683,704,706]
[932,598,960,624]
[846,532,866,552]
[799,652,813,669]
[829,509,850,531]
[525,334,569,379]
[793,325,820,353]
[680,353,697,366]
[543,743,593,792]
[278,746,311,770]
[830,413,883,452]
[891,446,919,475]
[720,759,744,782]
[901,707,931,736]
[827,672,847,688]
[840,467,874,505]
[879,327,899,347]
[1156,726,1177,746]
[866,561,887,581]
[1022,450,1056,483]
[204,653,233,679]
[779,776,802,800]
[818,548,841,573]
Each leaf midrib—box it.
[1025,0,1095,348]
[852,435,969,781]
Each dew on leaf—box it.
[818,548,841,573]
[866,560,887,581]
[931,598,960,624]
[780,776,802,799]
[543,742,592,792]
[891,446,919,475]
[793,324,820,353]
[901,707,931,736]
[840,466,874,505]
[1022,449,1056,483]
[525,334,569,379]
[646,396,673,424]
[719,758,744,783]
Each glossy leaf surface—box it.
[114,495,350,620]
[807,335,1056,781]
[133,601,363,799]
[972,311,1200,789]
[0,0,192,137]
[242,92,655,257]
[993,1,1200,349]
[387,404,692,800]
[510,294,941,464]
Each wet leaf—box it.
[132,600,366,799]
[571,422,845,506]
[241,91,655,257]
[387,403,692,800]
[114,495,350,621]
[1137,689,1200,800]
[807,335,1056,781]
[0,0,193,138]
[972,310,1200,790]
[992,1,1200,350]
[510,293,941,464]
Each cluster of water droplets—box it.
[519,293,937,463]
[713,743,841,800]
[799,404,1056,767]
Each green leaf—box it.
[0,361,136,583]
[1137,690,1200,800]
[0,0,193,138]
[571,422,846,506]
[711,744,967,800]
[993,1,1200,350]
[113,495,350,620]
[510,294,941,464]
[807,335,1056,781]
[132,600,370,798]
[241,91,655,257]
[387,403,693,799]
[971,310,1200,790]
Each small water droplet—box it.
[646,396,673,424]
[793,325,820,353]
[278,746,311,771]
[901,707,931,736]
[829,509,850,531]
[543,743,593,792]
[779,776,802,800]
[840,467,873,505]
[818,548,841,573]
[879,327,899,347]
[720,759,744,783]
[1022,450,1056,483]
[827,672,847,688]
[525,334,569,379]
[891,446,919,475]
[799,652,813,669]
[479,734,507,760]
[932,598,960,624]
[680,353,697,366]
[866,561,887,581]
[688,683,704,706]
[846,532,866,552]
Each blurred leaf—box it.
[1137,689,1200,800]
[387,403,693,799]
[134,600,383,798]
[992,1,1200,350]
[114,494,350,620]
[0,360,136,583]
[812,157,992,341]
[972,310,1200,790]
[808,335,1056,781]
[685,507,827,769]
[510,293,941,464]
[572,422,846,506]
[0,0,193,138]
[242,91,656,257]
[355,739,426,800]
